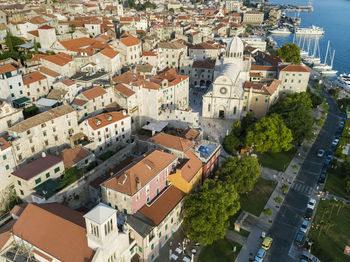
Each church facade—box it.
[202,36,251,120]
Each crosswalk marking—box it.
[291,182,313,196]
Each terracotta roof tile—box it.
[41,53,73,66]
[22,71,46,85]
[87,111,129,131]
[81,86,107,100]
[72,98,88,106]
[279,64,310,72]
[112,71,142,85]
[99,47,119,58]
[120,35,141,47]
[60,145,92,169]
[0,137,11,151]
[103,150,177,196]
[150,133,193,152]
[115,83,135,97]
[0,64,16,74]
[138,186,185,225]
[12,203,95,262]
[61,78,75,86]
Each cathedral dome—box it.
[225,36,244,59]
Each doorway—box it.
[219,110,225,119]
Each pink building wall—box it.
[131,160,177,213]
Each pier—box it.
[266,4,313,12]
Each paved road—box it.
[265,88,346,262]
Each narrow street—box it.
[265,88,345,262]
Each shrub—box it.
[263,208,272,216]
[274,197,283,204]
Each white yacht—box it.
[269,27,291,35]
[337,74,350,92]
[295,25,324,35]
[320,69,338,76]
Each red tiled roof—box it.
[192,61,215,69]
[72,98,87,106]
[12,203,95,262]
[0,137,11,151]
[0,64,16,74]
[22,71,46,85]
[12,154,62,181]
[138,186,185,225]
[103,150,177,196]
[87,111,129,130]
[60,146,92,169]
[250,65,276,71]
[61,78,75,86]
[115,83,135,97]
[38,24,54,29]
[279,64,310,72]
[99,47,119,58]
[41,53,73,66]
[81,86,107,100]
[119,35,141,47]
[151,133,193,152]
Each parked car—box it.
[261,237,273,250]
[300,250,321,262]
[254,248,266,262]
[307,198,316,210]
[325,154,332,164]
[316,149,325,157]
[299,219,309,233]
[339,121,345,128]
[320,166,328,175]
[295,231,306,248]
[304,208,313,221]
[317,174,326,184]
[332,138,339,147]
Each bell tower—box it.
[84,203,118,250]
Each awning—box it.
[12,97,31,107]
[142,122,168,132]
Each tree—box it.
[246,114,293,153]
[184,179,240,245]
[169,8,174,13]
[216,156,261,195]
[269,92,313,145]
[263,208,272,216]
[180,6,184,12]
[222,133,241,155]
[5,32,13,52]
[276,42,301,65]
[33,38,38,54]
[281,184,289,194]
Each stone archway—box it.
[217,105,226,119]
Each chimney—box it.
[41,151,46,158]
[136,177,141,190]
[122,110,127,116]
[152,128,155,136]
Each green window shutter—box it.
[18,180,21,186]
[54,167,60,173]
[159,232,161,238]
[165,224,168,230]
[171,218,173,223]
[3,155,6,160]
[139,247,143,253]
[151,244,154,250]
[35,178,42,184]
[5,164,9,170]
[20,190,24,195]
[46,173,50,178]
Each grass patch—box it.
[240,177,277,217]
[57,167,83,189]
[309,199,350,262]
[324,169,350,200]
[199,238,241,262]
[259,148,296,171]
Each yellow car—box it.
[261,237,273,250]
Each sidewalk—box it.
[235,106,325,262]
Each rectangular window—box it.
[2,155,6,160]
[165,224,168,230]
[151,244,154,250]
[255,98,258,101]
[159,232,161,238]
[171,218,174,223]
[20,190,24,195]
[46,173,50,178]
[139,247,143,253]
[35,178,41,184]
[5,164,9,170]
[54,167,60,173]
[9,85,13,89]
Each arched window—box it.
[234,53,236,58]
[234,106,237,115]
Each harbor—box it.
[267,0,350,94]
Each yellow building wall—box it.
[169,167,203,194]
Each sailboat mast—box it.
[331,50,335,67]
[324,40,329,65]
